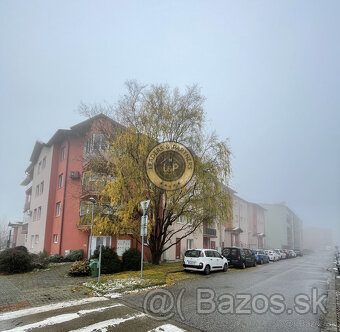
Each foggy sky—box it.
[0,1,339,241]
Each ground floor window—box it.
[90,236,111,256]
[186,239,193,250]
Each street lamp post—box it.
[88,197,96,259]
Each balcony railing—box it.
[23,201,31,212]
[81,173,114,196]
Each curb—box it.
[321,273,338,332]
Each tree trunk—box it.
[151,249,162,265]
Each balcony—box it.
[23,201,31,212]
[81,172,113,196]
[203,227,217,237]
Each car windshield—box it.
[185,250,201,258]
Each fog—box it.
[0,1,339,246]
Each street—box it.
[124,251,333,332]
[0,251,333,331]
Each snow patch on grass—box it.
[83,277,163,296]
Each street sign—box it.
[140,200,150,214]
[140,199,150,279]
[140,215,148,236]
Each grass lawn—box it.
[83,261,200,295]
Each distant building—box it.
[223,194,266,249]
[259,203,303,249]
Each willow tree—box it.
[80,81,232,264]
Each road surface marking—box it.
[0,297,109,320]
[2,303,123,332]
[148,324,187,332]
[69,313,146,331]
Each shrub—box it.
[14,246,28,253]
[91,247,121,274]
[31,251,49,269]
[64,249,84,262]
[69,260,90,276]
[122,248,141,271]
[0,248,32,274]
[48,254,64,263]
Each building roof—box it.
[22,114,116,186]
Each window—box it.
[61,147,65,161]
[53,234,58,243]
[42,157,46,169]
[56,202,61,217]
[58,174,63,188]
[177,216,184,224]
[37,206,41,220]
[186,239,193,250]
[85,133,109,154]
[35,185,39,196]
[40,181,44,195]
[38,161,42,174]
[79,201,91,216]
[31,235,34,248]
[33,208,37,221]
[35,235,39,244]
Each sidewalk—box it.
[0,263,93,311]
[337,274,340,332]
[321,270,339,332]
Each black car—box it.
[222,247,257,269]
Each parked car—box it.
[222,247,257,269]
[252,249,270,264]
[282,249,291,258]
[264,250,278,262]
[273,250,282,260]
[288,250,297,258]
[274,249,286,259]
[273,250,280,261]
[183,249,228,275]
[294,249,303,257]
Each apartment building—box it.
[21,115,139,257]
[224,195,266,249]
[259,203,303,250]
[19,115,290,261]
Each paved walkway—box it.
[0,263,93,311]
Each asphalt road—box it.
[124,251,333,332]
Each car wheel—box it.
[241,262,246,269]
[260,259,263,265]
[204,265,211,275]
[253,261,257,267]
[223,263,228,272]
